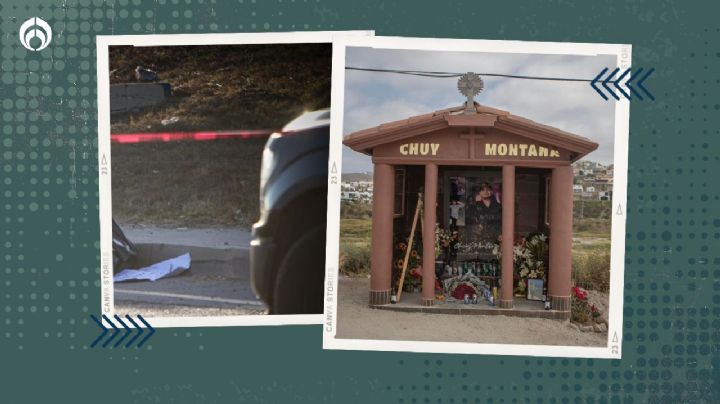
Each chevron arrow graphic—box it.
[637,67,655,100]
[102,314,120,348]
[136,314,155,348]
[113,315,132,348]
[90,314,108,348]
[124,315,143,348]
[89,314,156,348]
[613,68,632,100]
[626,67,644,100]
[590,67,609,101]
[601,68,620,101]
[591,67,655,101]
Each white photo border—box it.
[97,31,374,328]
[322,36,630,358]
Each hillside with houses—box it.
[572,161,613,201]
[341,172,373,203]
[341,161,613,203]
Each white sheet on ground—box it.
[113,253,191,282]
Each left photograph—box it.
[97,33,349,323]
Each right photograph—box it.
[325,37,629,357]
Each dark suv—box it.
[250,109,329,314]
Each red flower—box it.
[591,305,597,312]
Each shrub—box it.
[571,295,593,324]
[339,243,371,275]
[341,200,373,219]
[572,251,610,292]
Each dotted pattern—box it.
[0,1,718,403]
[380,25,720,403]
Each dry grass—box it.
[109,43,331,133]
[572,249,611,292]
[339,218,372,275]
[339,217,612,290]
[111,137,267,227]
[573,218,611,238]
[340,218,372,244]
[108,43,331,227]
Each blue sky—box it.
[342,47,617,173]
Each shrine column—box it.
[499,165,515,309]
[548,164,573,313]
[369,163,394,306]
[422,163,438,306]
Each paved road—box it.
[123,225,252,249]
[114,225,267,317]
[115,301,267,317]
[114,273,268,317]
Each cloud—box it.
[341,145,372,173]
[341,46,617,172]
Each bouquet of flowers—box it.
[393,239,422,291]
[493,234,549,286]
[435,225,459,259]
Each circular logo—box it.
[19,17,52,51]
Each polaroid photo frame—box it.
[323,35,630,358]
[97,31,373,328]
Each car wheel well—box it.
[264,188,327,307]
[271,188,327,249]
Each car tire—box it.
[269,225,326,314]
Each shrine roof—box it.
[343,103,599,161]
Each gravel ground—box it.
[115,301,267,317]
[335,277,607,347]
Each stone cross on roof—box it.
[457,72,484,115]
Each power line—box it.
[345,66,593,82]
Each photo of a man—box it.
[466,182,502,245]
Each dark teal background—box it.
[1,0,719,402]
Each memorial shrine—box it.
[343,73,599,318]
